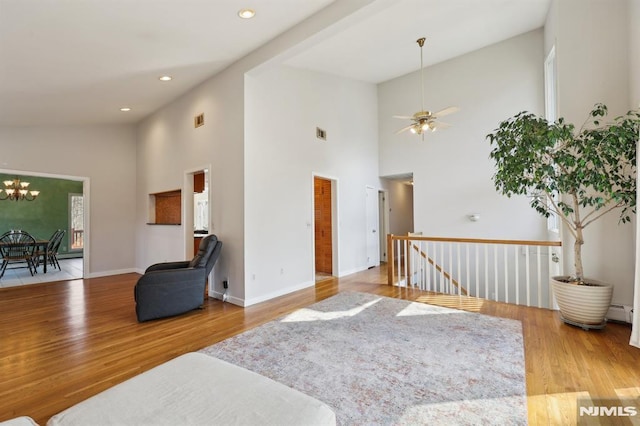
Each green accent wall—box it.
[0,173,83,255]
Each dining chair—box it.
[48,229,66,270]
[35,229,64,271]
[0,230,38,278]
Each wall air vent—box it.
[316,127,327,140]
[194,113,205,128]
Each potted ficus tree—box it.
[486,103,640,329]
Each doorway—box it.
[0,168,89,282]
[378,189,389,263]
[183,167,210,258]
[365,186,380,268]
[314,176,334,279]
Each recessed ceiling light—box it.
[159,75,172,82]
[120,107,131,112]
[238,8,255,19]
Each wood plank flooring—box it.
[1,266,638,425]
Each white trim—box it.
[365,185,380,268]
[338,265,369,278]
[0,167,91,278]
[209,291,244,306]
[83,179,90,278]
[378,189,389,262]
[87,268,138,278]
[631,138,640,347]
[183,165,213,292]
[241,280,316,307]
[311,173,340,281]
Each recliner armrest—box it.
[137,266,204,288]
[145,261,190,273]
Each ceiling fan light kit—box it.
[394,37,458,138]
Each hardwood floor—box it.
[1,266,638,425]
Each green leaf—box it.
[485,103,639,277]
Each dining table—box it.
[0,238,51,276]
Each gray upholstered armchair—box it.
[134,234,223,322]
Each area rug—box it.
[199,292,527,425]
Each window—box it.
[69,193,84,250]
[544,46,560,234]
[544,46,557,123]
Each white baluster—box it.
[515,245,520,306]
[465,244,470,297]
[493,245,499,302]
[396,239,401,286]
[525,247,531,307]
[537,246,542,308]
[484,245,489,299]
[503,245,509,304]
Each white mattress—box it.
[47,352,335,426]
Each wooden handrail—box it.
[389,235,562,247]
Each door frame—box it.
[0,167,90,278]
[311,173,339,281]
[365,185,380,268]
[184,165,212,293]
[183,165,211,258]
[378,189,389,262]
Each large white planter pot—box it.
[550,276,613,330]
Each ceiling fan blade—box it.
[393,115,414,120]
[395,124,415,134]
[430,121,451,131]
[433,106,459,118]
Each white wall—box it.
[552,0,635,304]
[136,64,244,301]
[0,125,137,275]
[134,0,382,305]
[378,29,548,241]
[631,0,640,109]
[382,179,414,236]
[243,65,380,305]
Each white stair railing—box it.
[387,234,562,309]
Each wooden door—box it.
[314,177,332,274]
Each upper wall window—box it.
[544,46,559,234]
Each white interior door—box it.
[365,186,380,268]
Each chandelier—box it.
[0,178,40,201]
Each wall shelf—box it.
[148,189,181,225]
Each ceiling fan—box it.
[394,37,459,138]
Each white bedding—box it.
[47,352,335,426]
[0,417,39,426]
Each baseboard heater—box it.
[606,304,634,324]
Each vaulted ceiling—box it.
[0,0,550,127]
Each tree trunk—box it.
[574,226,584,281]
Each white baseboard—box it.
[209,291,244,306]
[338,265,370,278]
[239,280,316,307]
[86,268,138,278]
